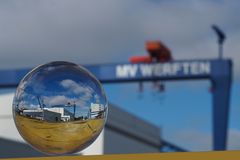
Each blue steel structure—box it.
[0,59,232,151]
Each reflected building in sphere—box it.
[90,103,106,119]
[22,107,74,122]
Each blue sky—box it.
[0,0,240,152]
[104,80,240,151]
[104,81,213,150]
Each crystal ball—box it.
[12,61,108,155]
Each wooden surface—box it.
[1,151,240,160]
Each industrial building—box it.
[21,107,73,122]
[90,103,106,119]
[0,92,161,158]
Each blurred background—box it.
[0,0,240,158]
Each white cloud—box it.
[60,79,93,95]
[44,95,69,106]
[39,79,97,107]
[94,94,100,103]
[29,103,39,109]
[15,80,27,99]
[43,95,88,108]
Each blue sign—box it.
[85,59,231,83]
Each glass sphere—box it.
[12,61,108,155]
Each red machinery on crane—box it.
[129,40,172,63]
[129,40,173,93]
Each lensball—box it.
[12,61,108,155]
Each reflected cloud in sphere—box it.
[12,61,108,155]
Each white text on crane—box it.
[116,61,210,78]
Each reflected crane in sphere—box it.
[36,96,45,109]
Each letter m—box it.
[116,65,138,78]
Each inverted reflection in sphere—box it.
[12,61,108,155]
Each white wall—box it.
[0,91,24,142]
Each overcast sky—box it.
[0,0,240,152]
[0,0,239,75]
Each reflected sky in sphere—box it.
[12,61,108,155]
